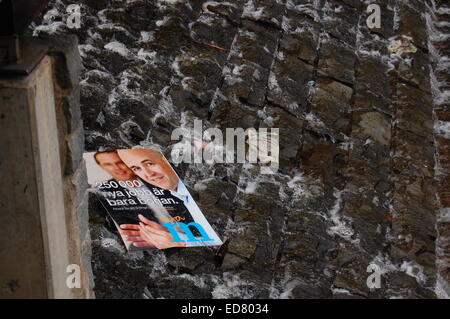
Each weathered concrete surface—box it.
[0,57,72,298]
[32,0,449,298]
[0,36,95,299]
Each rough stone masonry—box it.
[32,0,449,298]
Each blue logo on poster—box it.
[163,222,214,242]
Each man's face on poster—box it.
[117,149,179,191]
[95,152,136,181]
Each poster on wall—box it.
[83,148,223,251]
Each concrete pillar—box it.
[0,56,74,298]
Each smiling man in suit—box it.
[94,151,137,182]
[117,148,220,248]
[93,150,183,249]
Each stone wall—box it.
[427,1,450,298]
[32,0,449,298]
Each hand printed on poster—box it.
[119,214,186,249]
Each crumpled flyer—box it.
[388,35,418,55]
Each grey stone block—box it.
[71,160,89,206]
[66,122,85,175]
[81,236,95,289]
[76,191,90,240]
[221,253,246,271]
[29,35,81,90]
[61,85,82,133]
